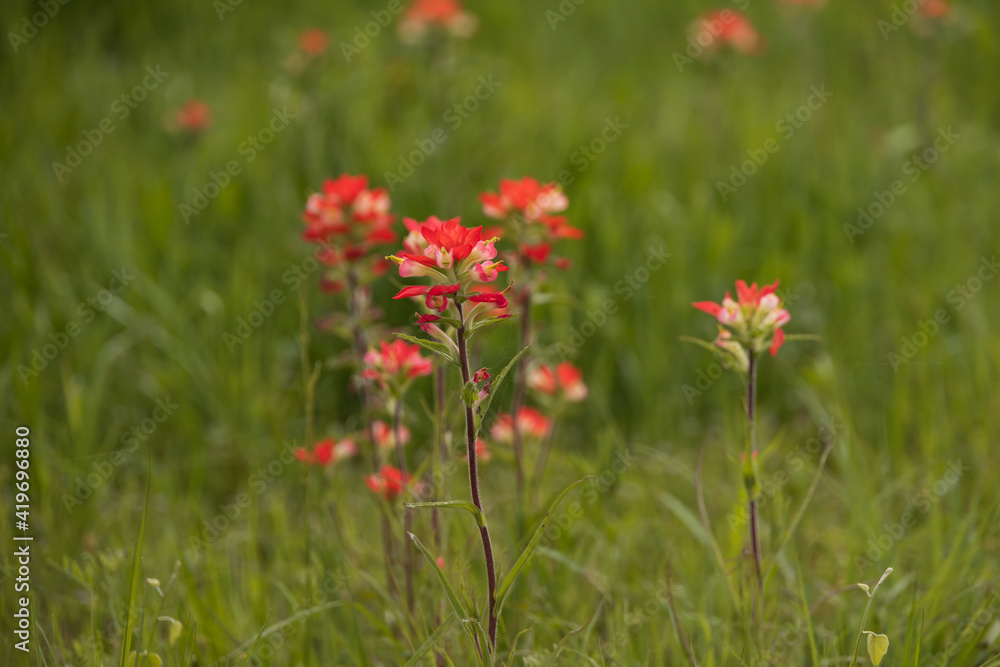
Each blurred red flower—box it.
[399,0,477,43]
[363,339,433,389]
[527,362,588,402]
[366,464,410,501]
[299,29,328,56]
[690,10,762,55]
[295,437,357,466]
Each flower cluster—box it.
[363,339,434,394]
[302,174,395,291]
[490,407,552,444]
[295,437,358,466]
[480,177,581,271]
[692,280,790,367]
[373,419,411,450]
[366,464,410,501]
[389,217,513,340]
[399,0,478,44]
[298,29,328,56]
[527,362,588,403]
[164,99,212,134]
[690,10,762,55]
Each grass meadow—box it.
[2,0,1000,664]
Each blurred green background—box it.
[2,0,1000,664]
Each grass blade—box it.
[494,476,591,619]
[120,454,151,664]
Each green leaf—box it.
[462,381,479,407]
[406,500,486,528]
[120,455,151,665]
[679,335,736,366]
[242,616,270,667]
[408,530,488,662]
[494,476,591,619]
[783,333,822,342]
[394,332,457,366]
[474,345,530,438]
[505,625,534,666]
[467,313,520,336]
[865,632,889,666]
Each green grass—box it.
[3,0,1000,664]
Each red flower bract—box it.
[422,219,484,262]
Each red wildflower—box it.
[295,438,357,466]
[491,407,552,443]
[363,339,433,390]
[302,174,394,248]
[365,464,410,501]
[399,0,477,43]
[299,29,328,56]
[165,99,212,134]
[692,280,790,357]
[372,420,411,449]
[527,362,588,402]
[388,217,506,285]
[691,10,762,55]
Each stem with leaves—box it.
[850,567,893,667]
[455,302,499,652]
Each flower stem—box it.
[456,303,498,652]
[509,286,532,522]
[850,568,892,667]
[432,363,446,551]
[393,398,414,615]
[346,269,395,593]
